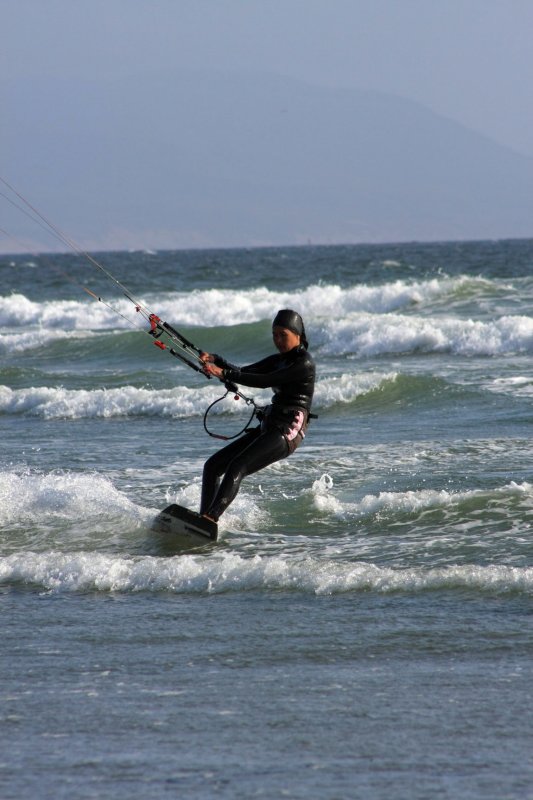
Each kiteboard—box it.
[151,503,218,548]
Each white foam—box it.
[308,473,346,515]
[0,275,495,331]
[0,467,266,537]
[321,312,533,357]
[0,383,265,419]
[0,293,119,330]
[2,280,531,357]
[165,276,472,324]
[488,376,533,398]
[1,550,531,596]
[0,371,390,419]
[1,470,531,596]
[312,371,397,407]
[0,468,145,526]
[0,329,96,355]
[308,475,533,519]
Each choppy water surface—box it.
[1,240,532,799]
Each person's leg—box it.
[200,429,260,515]
[205,429,288,521]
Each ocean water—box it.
[1,240,532,799]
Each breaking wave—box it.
[0,372,398,418]
[1,551,531,596]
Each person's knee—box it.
[224,459,248,490]
[203,451,224,478]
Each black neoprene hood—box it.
[272,309,304,336]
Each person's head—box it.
[272,309,308,353]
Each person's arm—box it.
[225,355,311,390]
[201,352,277,382]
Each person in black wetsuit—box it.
[199,309,315,522]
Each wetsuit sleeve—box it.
[212,353,239,371]
[212,353,278,374]
[224,355,312,390]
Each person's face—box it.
[273,326,300,353]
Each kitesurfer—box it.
[199,309,315,522]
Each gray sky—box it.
[2,0,533,252]
[3,0,533,158]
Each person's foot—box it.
[202,513,217,523]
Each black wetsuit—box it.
[200,345,315,521]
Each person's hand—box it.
[202,362,224,379]
[199,351,214,364]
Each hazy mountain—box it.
[3,69,533,250]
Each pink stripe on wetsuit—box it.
[285,409,306,442]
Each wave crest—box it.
[1,550,531,596]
